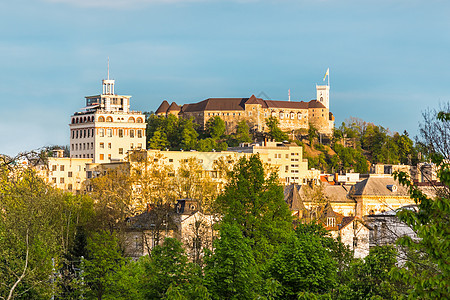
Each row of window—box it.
[73,154,94,158]
[72,143,94,151]
[72,128,144,139]
[97,116,143,123]
[98,128,143,138]
[71,116,144,124]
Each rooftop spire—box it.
[107,57,110,80]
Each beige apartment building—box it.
[35,150,91,193]
[69,75,146,163]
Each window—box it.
[52,177,56,183]
[130,143,134,149]
[119,148,123,154]
[99,128,104,137]
[291,113,295,119]
[100,154,104,160]
[108,143,111,149]
[68,184,72,190]
[169,159,173,162]
[98,116,105,122]
[291,164,299,168]
[280,112,284,119]
[108,154,111,160]
[91,142,93,149]
[137,130,142,138]
[72,131,75,139]
[106,116,113,122]
[326,217,336,227]
[285,166,289,172]
[107,129,112,137]
[60,178,64,184]
[100,142,104,149]
[130,130,134,138]
[136,117,143,123]
[84,129,86,138]
[91,129,94,136]
[60,165,64,171]
[137,143,142,149]
[128,117,135,123]
[119,129,123,138]
[76,131,78,139]
[285,154,289,158]
[68,171,73,177]
[297,113,302,120]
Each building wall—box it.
[36,157,92,193]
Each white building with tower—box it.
[69,73,146,163]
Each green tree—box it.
[268,232,336,299]
[205,116,226,140]
[215,154,292,264]
[204,223,260,300]
[148,130,169,150]
[179,118,199,150]
[82,231,129,300]
[390,108,450,299]
[142,238,207,300]
[0,167,93,300]
[340,246,404,300]
[235,120,252,144]
[265,116,289,142]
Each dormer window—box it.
[326,217,336,227]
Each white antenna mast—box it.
[288,89,291,102]
[107,57,110,80]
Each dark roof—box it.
[245,95,267,107]
[264,100,309,109]
[178,96,325,113]
[322,184,354,203]
[340,216,355,229]
[284,184,308,211]
[168,102,181,111]
[350,176,409,197]
[308,100,327,109]
[181,98,249,112]
[155,100,170,114]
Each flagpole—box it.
[328,68,330,87]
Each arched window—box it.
[83,117,87,123]
[297,113,302,120]
[290,112,295,119]
[72,118,75,124]
[76,118,79,123]
[128,117,135,123]
[98,116,105,122]
[279,112,284,119]
[271,111,276,117]
[106,116,113,122]
[136,117,143,123]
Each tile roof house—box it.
[124,199,216,260]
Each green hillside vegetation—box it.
[302,117,420,173]
[146,113,421,172]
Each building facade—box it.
[155,85,334,135]
[69,76,146,163]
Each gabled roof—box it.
[350,176,409,197]
[155,100,170,114]
[284,184,308,211]
[168,102,181,111]
[308,100,327,109]
[322,183,354,203]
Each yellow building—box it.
[155,85,334,135]
[36,150,91,193]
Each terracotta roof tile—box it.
[168,102,181,111]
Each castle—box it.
[155,85,335,135]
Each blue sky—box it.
[1,0,449,156]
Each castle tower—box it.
[316,85,330,109]
[69,70,146,163]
